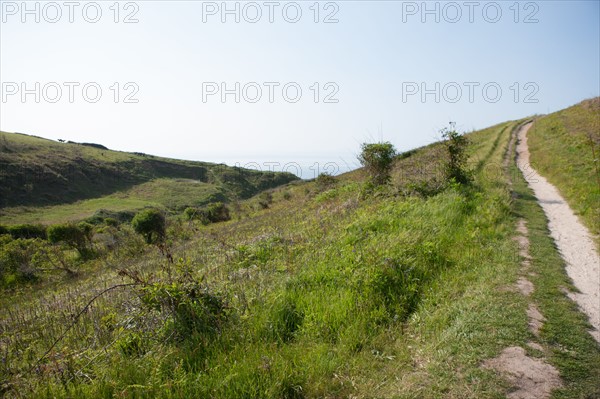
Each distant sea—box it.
[196,156,358,180]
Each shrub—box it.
[397,148,417,160]
[7,224,47,240]
[205,202,230,223]
[85,209,135,225]
[184,207,197,221]
[315,173,337,191]
[0,236,51,286]
[0,225,7,235]
[441,123,471,185]
[78,221,94,239]
[131,209,166,244]
[123,258,229,341]
[108,225,146,258]
[358,142,396,186]
[167,217,194,242]
[143,282,227,340]
[196,209,211,224]
[47,223,93,259]
[104,218,119,227]
[184,203,231,225]
[84,214,108,225]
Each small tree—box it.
[47,223,92,259]
[358,142,397,186]
[205,202,230,223]
[131,209,166,244]
[441,123,471,185]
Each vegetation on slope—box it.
[0,178,228,225]
[527,97,600,242]
[0,120,598,398]
[0,131,298,210]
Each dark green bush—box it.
[85,209,135,225]
[397,148,417,160]
[78,222,94,239]
[315,173,337,191]
[47,223,93,259]
[131,209,166,244]
[83,214,107,225]
[358,142,397,186]
[7,224,47,240]
[441,124,472,185]
[205,202,230,223]
[185,203,231,225]
[0,225,7,235]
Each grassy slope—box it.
[0,179,226,225]
[0,131,298,220]
[1,121,598,398]
[527,98,600,243]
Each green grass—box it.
[527,97,600,245]
[1,118,598,398]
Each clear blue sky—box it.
[1,1,598,177]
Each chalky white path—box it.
[516,122,600,343]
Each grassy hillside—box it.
[0,179,228,225]
[527,98,600,242]
[2,120,597,398]
[0,132,298,213]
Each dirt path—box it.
[516,122,600,343]
[484,217,562,399]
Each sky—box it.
[1,0,599,178]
